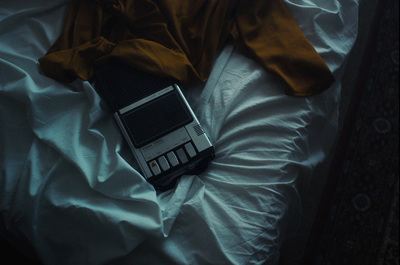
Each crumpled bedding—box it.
[0,0,358,264]
[38,0,335,97]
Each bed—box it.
[0,1,359,264]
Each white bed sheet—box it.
[0,0,358,264]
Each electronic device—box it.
[94,62,215,190]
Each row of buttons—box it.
[148,142,197,176]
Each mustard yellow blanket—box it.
[39,0,334,96]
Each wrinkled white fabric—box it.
[0,0,358,264]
